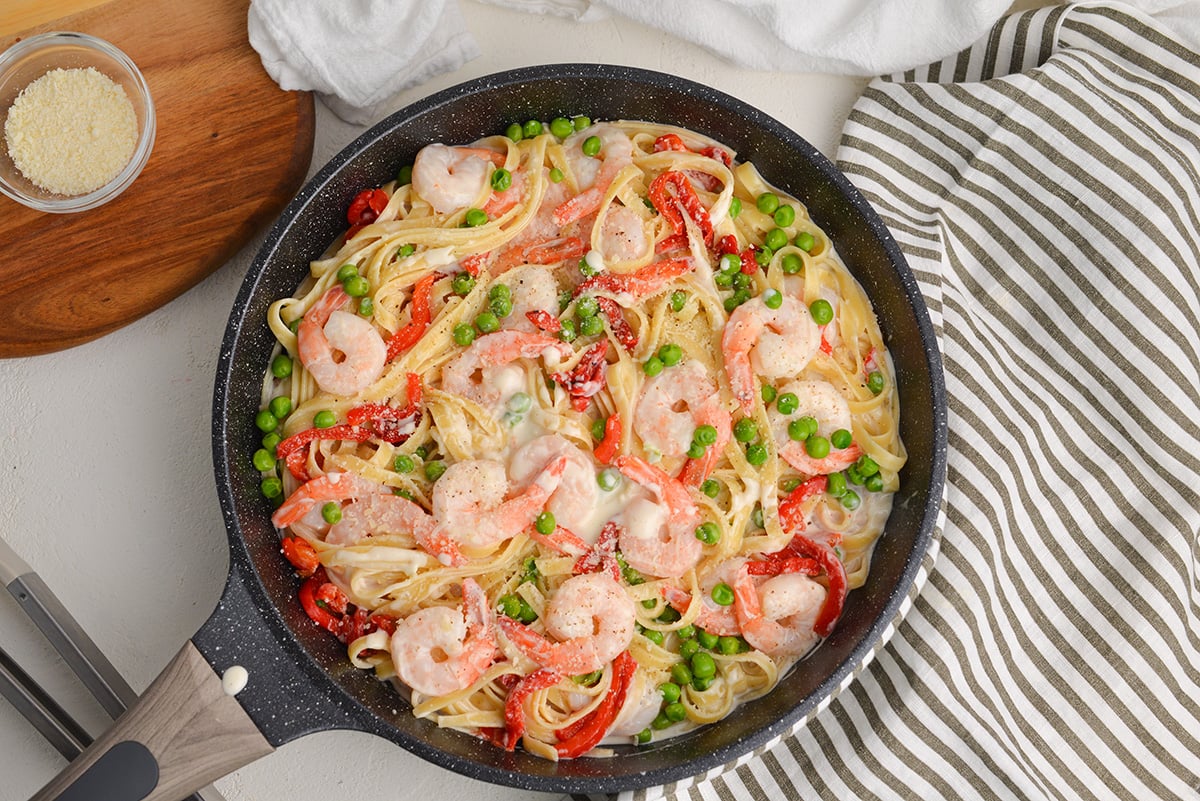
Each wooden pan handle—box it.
[29,640,273,801]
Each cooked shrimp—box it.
[770,379,862,476]
[297,286,387,397]
[662,557,746,636]
[272,471,380,529]
[326,491,465,566]
[441,330,574,408]
[432,457,566,549]
[612,455,703,578]
[497,572,636,675]
[554,124,635,226]
[596,204,650,264]
[635,360,730,471]
[607,669,662,738]
[509,434,597,534]
[732,565,826,658]
[499,265,561,333]
[412,144,504,215]
[391,577,498,697]
[721,295,820,414]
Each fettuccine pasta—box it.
[254,117,904,759]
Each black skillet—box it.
[29,64,947,801]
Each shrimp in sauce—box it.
[721,295,819,415]
[391,577,498,696]
[412,144,504,215]
[297,286,387,397]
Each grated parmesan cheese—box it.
[4,66,137,196]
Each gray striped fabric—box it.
[603,3,1200,799]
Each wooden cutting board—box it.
[0,0,315,357]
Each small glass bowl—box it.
[0,32,155,213]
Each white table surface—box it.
[0,4,873,799]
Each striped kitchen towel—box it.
[615,3,1200,800]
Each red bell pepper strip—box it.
[783,533,846,637]
[551,341,609,412]
[778,475,828,533]
[653,133,689,154]
[648,171,714,246]
[503,668,564,750]
[595,297,637,350]
[574,258,693,301]
[526,309,561,333]
[593,413,622,464]
[346,374,423,444]
[345,188,390,239]
[385,272,437,362]
[553,650,636,758]
[745,556,821,577]
[460,251,489,277]
[281,537,320,577]
[298,575,344,635]
[276,423,374,481]
[572,521,622,583]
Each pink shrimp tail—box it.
[496,616,600,675]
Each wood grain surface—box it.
[0,0,314,357]
[28,641,273,801]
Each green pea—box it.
[756,192,780,215]
[865,473,885,493]
[696,630,719,650]
[637,728,653,744]
[575,295,599,318]
[679,639,700,660]
[486,283,510,303]
[694,521,720,544]
[558,318,577,342]
[589,418,606,441]
[691,651,717,679]
[805,436,831,459]
[452,323,476,346]
[643,356,664,377]
[781,253,804,275]
[451,273,475,296]
[723,296,739,314]
[260,476,283,499]
[270,354,293,379]
[651,712,673,730]
[415,445,429,459]
[717,636,742,655]
[746,443,768,466]
[826,471,847,498]
[517,597,539,623]
[710,582,735,606]
[578,315,603,337]
[692,675,714,691]
[252,448,275,472]
[358,297,374,317]
[507,393,532,414]
[522,120,544,139]
[670,662,693,686]
[841,489,862,510]
[572,115,592,131]
[846,463,864,486]
[578,256,599,277]
[700,479,721,498]
[658,343,683,367]
[729,197,742,218]
[754,247,773,267]
[776,392,799,415]
[505,123,523,142]
[268,396,292,420]
[773,204,796,227]
[714,271,734,289]
[658,605,681,623]
[463,208,488,227]
[255,409,278,432]
[752,505,764,529]
[549,117,573,139]
[788,418,812,442]
[719,253,742,274]
[676,625,696,640]
[867,370,885,395]
[535,511,556,536]
[394,454,415,473]
[597,468,620,491]
[795,231,816,252]
[490,168,512,191]
[321,502,342,525]
[490,296,513,318]
[780,477,802,493]
[582,135,602,157]
[573,670,603,686]
[396,164,413,185]
[498,594,523,618]
[831,429,853,449]
[761,384,778,404]
[642,598,658,610]
[549,167,564,183]
[424,460,447,482]
[670,290,688,312]
[313,409,336,429]
[288,317,302,335]
[396,243,416,259]
[664,702,687,723]
[687,441,707,460]
[261,431,282,452]
[764,228,788,251]
[643,628,665,646]
[343,275,370,298]
[810,298,834,325]
[336,263,358,282]
[763,288,783,309]
[693,424,718,446]
[731,271,751,291]
[475,311,500,333]
[733,417,758,443]
[857,455,880,477]
[660,682,681,704]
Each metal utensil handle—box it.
[28,640,273,801]
[0,645,91,760]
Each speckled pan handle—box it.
[27,641,272,801]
